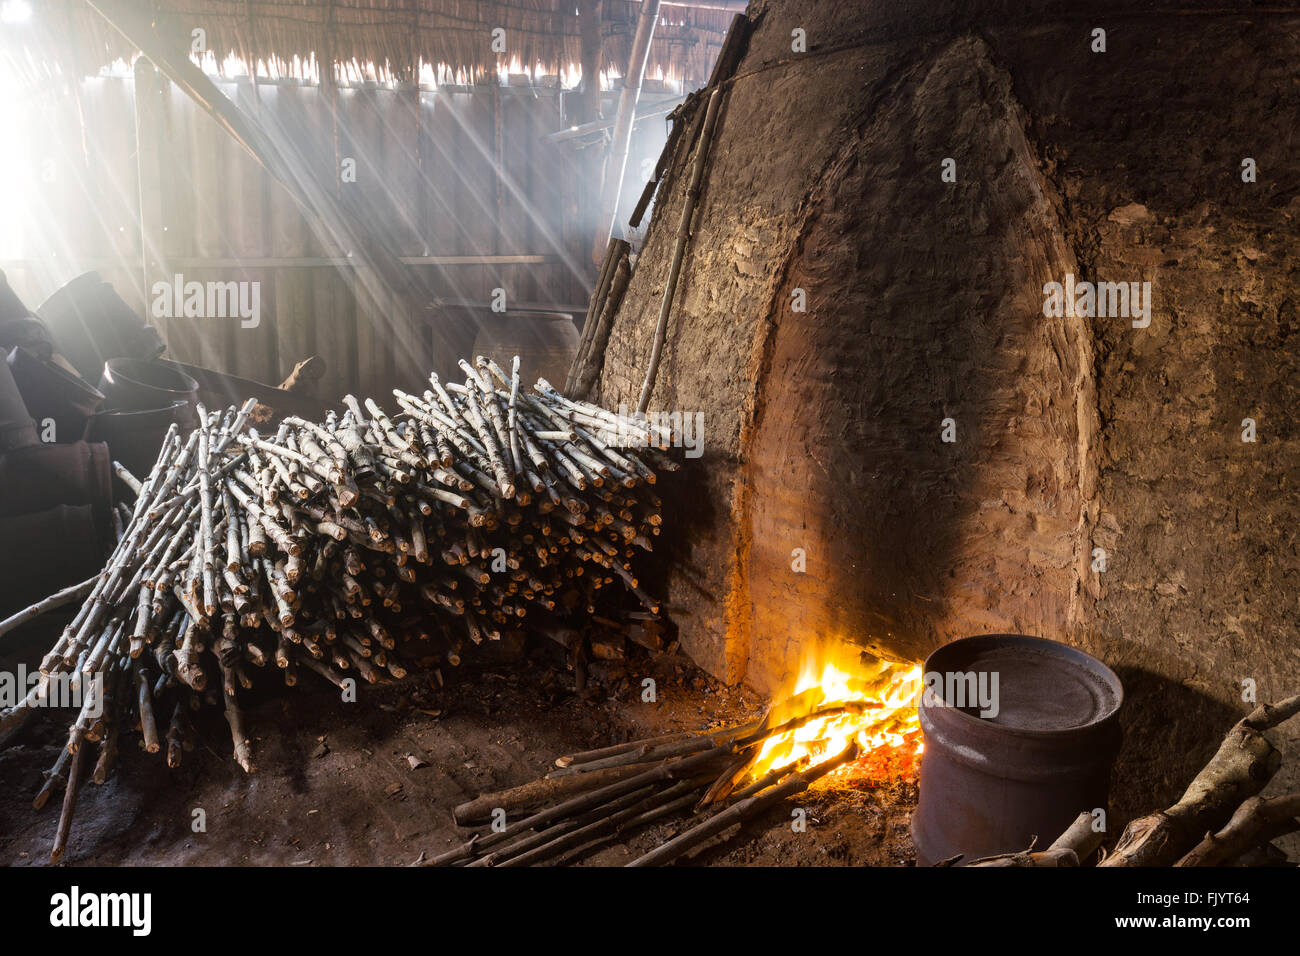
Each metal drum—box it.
[98,357,199,415]
[470,312,579,391]
[88,401,192,481]
[37,272,165,384]
[912,634,1123,865]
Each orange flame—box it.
[744,647,923,783]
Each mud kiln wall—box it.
[595,0,1300,807]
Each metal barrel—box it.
[97,357,199,414]
[37,272,165,384]
[470,312,580,393]
[912,634,1123,866]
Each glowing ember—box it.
[744,648,923,784]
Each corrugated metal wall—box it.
[1,72,669,401]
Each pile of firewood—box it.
[0,357,672,862]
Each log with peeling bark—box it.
[1100,694,1300,867]
[1,359,671,862]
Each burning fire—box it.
[744,648,924,784]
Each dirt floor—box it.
[0,617,919,867]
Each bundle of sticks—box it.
[0,356,673,862]
[431,703,879,867]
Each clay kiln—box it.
[594,0,1300,813]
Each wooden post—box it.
[591,0,662,264]
[492,83,505,258]
[575,0,605,289]
[133,58,168,320]
[577,0,603,125]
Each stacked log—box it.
[0,356,672,862]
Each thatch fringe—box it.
[2,0,728,89]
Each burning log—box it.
[2,358,667,862]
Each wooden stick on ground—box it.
[553,730,703,769]
[49,744,89,864]
[467,784,663,867]
[453,763,648,825]
[427,743,735,866]
[626,741,860,867]
[967,810,1105,867]
[32,748,71,810]
[497,777,711,868]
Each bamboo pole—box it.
[636,84,723,414]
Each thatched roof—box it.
[4,0,734,89]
